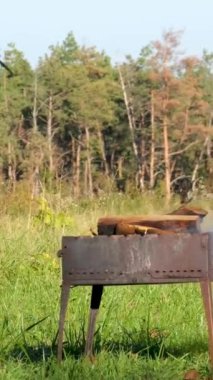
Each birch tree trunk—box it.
[139,139,145,192]
[206,116,213,189]
[84,160,88,196]
[163,115,171,201]
[85,126,93,197]
[33,74,38,132]
[191,137,209,191]
[7,141,13,185]
[72,136,81,198]
[3,73,16,191]
[32,74,41,197]
[149,90,155,189]
[75,141,81,197]
[97,126,109,176]
[118,66,144,191]
[47,94,54,174]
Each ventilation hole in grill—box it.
[155,270,190,274]
[68,269,203,276]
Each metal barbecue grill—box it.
[57,214,213,365]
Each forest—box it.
[0,30,212,203]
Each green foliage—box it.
[34,197,74,230]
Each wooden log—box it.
[168,206,208,219]
[115,222,175,236]
[98,215,200,236]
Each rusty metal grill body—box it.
[61,234,210,285]
[57,232,213,364]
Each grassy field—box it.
[0,194,213,379]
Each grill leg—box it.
[200,280,213,366]
[57,284,71,362]
[85,285,104,357]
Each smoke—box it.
[201,211,213,232]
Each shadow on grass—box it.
[6,332,208,363]
[96,334,208,360]
[6,341,86,363]
[6,344,57,363]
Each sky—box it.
[1,0,213,67]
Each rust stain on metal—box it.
[59,234,210,285]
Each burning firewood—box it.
[115,222,175,236]
[168,205,208,219]
[98,215,200,235]
[97,206,208,236]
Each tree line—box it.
[0,30,212,201]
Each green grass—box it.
[0,194,213,379]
